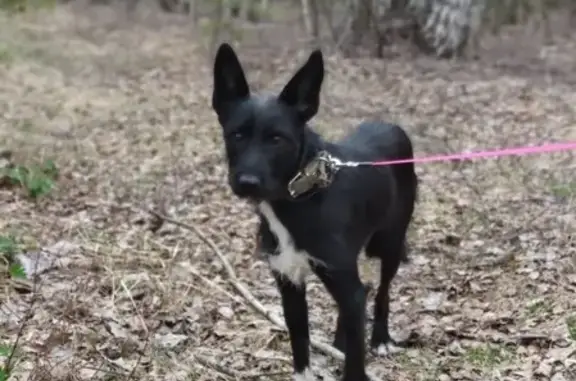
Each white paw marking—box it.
[375,342,404,356]
[293,367,315,381]
[259,202,316,287]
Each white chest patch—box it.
[258,202,313,287]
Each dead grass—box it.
[1,4,576,381]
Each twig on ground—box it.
[185,263,245,304]
[181,352,290,380]
[3,250,44,376]
[120,280,149,336]
[82,364,126,378]
[146,209,346,362]
[193,353,236,379]
[119,280,151,381]
[444,330,555,347]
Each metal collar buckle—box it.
[287,151,342,198]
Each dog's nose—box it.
[236,173,262,196]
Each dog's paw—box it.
[293,368,316,381]
[371,340,405,357]
[370,331,418,357]
[341,374,371,381]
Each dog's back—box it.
[324,121,418,254]
[338,121,414,162]
[338,120,417,204]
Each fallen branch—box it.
[147,209,346,362]
[193,353,236,379]
[3,249,44,377]
[192,352,291,380]
[444,329,555,347]
[186,264,245,305]
[121,280,153,381]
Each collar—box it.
[287,151,342,199]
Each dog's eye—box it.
[270,135,284,144]
[233,132,245,140]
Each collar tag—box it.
[287,151,341,198]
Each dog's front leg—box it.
[317,267,369,381]
[273,272,313,381]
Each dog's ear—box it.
[212,43,250,116]
[278,49,324,123]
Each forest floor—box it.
[1,3,575,381]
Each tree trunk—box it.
[349,0,372,49]
[209,0,234,60]
[411,0,486,58]
[189,0,199,23]
[223,0,233,22]
[301,0,320,43]
[260,0,268,12]
[239,0,252,21]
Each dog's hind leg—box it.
[365,229,408,356]
[367,166,417,356]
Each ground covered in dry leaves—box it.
[1,4,575,381]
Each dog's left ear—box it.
[278,50,324,123]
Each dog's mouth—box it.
[232,188,284,202]
[228,179,268,201]
[229,179,289,202]
[230,186,263,200]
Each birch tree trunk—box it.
[342,0,486,58]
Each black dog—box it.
[211,43,418,381]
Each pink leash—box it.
[351,142,576,167]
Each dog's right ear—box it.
[212,43,250,116]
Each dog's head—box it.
[212,43,324,201]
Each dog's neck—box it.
[298,127,325,169]
[280,126,330,202]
